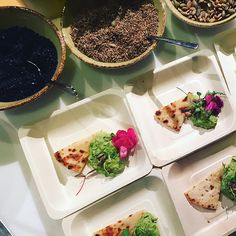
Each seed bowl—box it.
[165,0,236,28]
[0,6,66,110]
[61,0,166,69]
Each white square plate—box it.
[162,132,236,236]
[62,168,184,236]
[125,49,236,167]
[214,28,236,96]
[18,89,152,219]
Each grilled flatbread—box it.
[93,210,144,236]
[184,166,224,210]
[154,93,193,132]
[54,135,94,174]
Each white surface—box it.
[126,50,236,167]
[214,28,236,96]
[1,4,236,236]
[18,89,152,219]
[162,132,236,236]
[62,168,185,236]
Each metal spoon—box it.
[49,80,80,100]
[27,60,80,100]
[147,35,199,49]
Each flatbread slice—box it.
[54,135,94,174]
[184,166,224,210]
[154,93,193,132]
[93,210,144,236]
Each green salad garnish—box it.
[190,112,218,129]
[189,91,224,130]
[121,228,130,236]
[88,132,125,177]
[134,212,160,236]
[221,157,236,202]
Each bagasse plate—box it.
[18,89,152,220]
[125,49,236,167]
[62,168,184,236]
[162,132,236,236]
[214,28,236,96]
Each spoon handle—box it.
[148,35,199,49]
[50,81,80,99]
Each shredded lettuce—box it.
[190,113,217,129]
[134,212,160,236]
[121,229,130,236]
[221,157,236,202]
[88,132,125,177]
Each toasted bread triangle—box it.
[93,210,144,236]
[184,166,224,210]
[154,93,193,132]
[54,135,95,174]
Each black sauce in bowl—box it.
[0,26,58,102]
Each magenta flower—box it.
[204,94,224,116]
[112,128,138,160]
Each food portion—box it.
[154,90,225,131]
[170,0,236,23]
[70,0,159,63]
[221,157,236,202]
[154,92,193,131]
[54,128,138,178]
[93,211,160,236]
[189,91,224,130]
[89,128,138,177]
[89,132,125,177]
[184,166,224,210]
[54,135,94,174]
[133,212,160,236]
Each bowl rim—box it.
[60,0,166,69]
[0,6,67,110]
[165,0,236,28]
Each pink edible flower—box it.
[204,94,224,116]
[112,128,138,160]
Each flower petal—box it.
[119,146,128,160]
[215,95,224,108]
[116,130,128,138]
[127,128,138,146]
[204,95,213,105]
[113,136,134,149]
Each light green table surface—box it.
[0,1,235,236]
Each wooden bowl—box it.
[61,0,166,68]
[0,6,66,110]
[165,0,236,28]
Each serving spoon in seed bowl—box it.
[147,35,199,49]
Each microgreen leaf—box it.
[197,91,201,97]
[121,229,130,236]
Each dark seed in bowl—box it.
[70,0,159,63]
[0,26,58,102]
[171,0,236,23]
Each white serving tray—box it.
[214,28,236,96]
[125,49,236,167]
[62,168,184,236]
[18,89,152,220]
[162,131,236,236]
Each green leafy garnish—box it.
[189,90,224,130]
[221,157,236,202]
[134,212,160,236]
[121,229,130,236]
[190,112,218,129]
[88,132,125,177]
